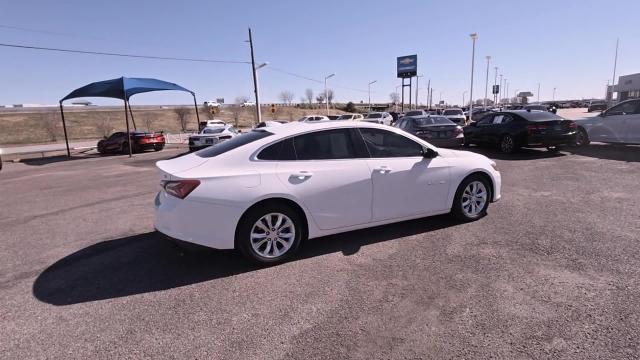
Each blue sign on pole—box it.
[397,55,417,78]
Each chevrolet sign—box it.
[397,55,417,78]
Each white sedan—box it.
[188,125,238,152]
[155,121,501,264]
[363,112,393,125]
[575,99,640,146]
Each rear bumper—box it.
[189,145,210,152]
[154,191,243,250]
[137,142,164,150]
[526,132,577,147]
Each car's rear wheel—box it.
[499,134,516,154]
[154,144,164,152]
[237,203,303,265]
[575,127,590,147]
[451,175,491,222]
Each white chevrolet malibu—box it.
[155,121,501,264]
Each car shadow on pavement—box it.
[464,146,566,160]
[564,143,640,163]
[21,154,103,166]
[33,215,458,306]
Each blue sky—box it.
[1,0,639,105]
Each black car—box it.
[396,115,464,148]
[463,110,577,153]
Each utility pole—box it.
[368,80,377,112]
[429,88,433,109]
[426,78,431,109]
[484,56,491,108]
[324,73,335,115]
[499,74,503,105]
[553,87,557,101]
[610,38,619,106]
[247,28,261,124]
[469,33,478,121]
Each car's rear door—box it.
[274,129,373,230]
[358,127,451,221]
[622,100,640,143]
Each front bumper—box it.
[154,191,243,250]
[526,132,577,147]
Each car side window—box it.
[108,132,124,140]
[358,128,423,158]
[605,101,637,116]
[293,129,356,160]
[477,115,494,125]
[492,115,504,124]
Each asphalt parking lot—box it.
[1,143,639,359]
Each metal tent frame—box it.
[59,77,200,157]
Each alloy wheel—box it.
[250,213,296,258]
[461,181,487,218]
[501,136,514,153]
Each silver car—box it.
[575,99,640,146]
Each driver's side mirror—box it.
[422,147,439,159]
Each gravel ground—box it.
[1,143,639,359]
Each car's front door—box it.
[473,114,496,143]
[274,129,373,230]
[622,100,640,143]
[593,101,638,143]
[357,127,451,221]
[106,132,125,151]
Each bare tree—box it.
[389,92,400,104]
[96,113,113,137]
[305,89,314,105]
[235,95,250,105]
[316,93,326,104]
[231,96,248,127]
[141,113,155,132]
[279,90,294,105]
[326,89,335,105]
[41,112,60,142]
[173,107,190,131]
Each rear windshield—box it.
[366,113,382,118]
[202,127,225,134]
[196,130,272,158]
[525,105,547,111]
[413,116,454,126]
[405,111,423,116]
[336,115,353,119]
[519,112,564,121]
[443,109,463,115]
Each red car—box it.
[98,131,165,154]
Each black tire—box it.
[120,142,129,154]
[451,174,491,222]
[546,146,562,152]
[499,134,517,154]
[154,144,164,152]
[236,203,304,265]
[575,127,590,147]
[462,138,471,148]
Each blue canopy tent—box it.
[59,77,200,157]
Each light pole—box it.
[416,74,423,109]
[324,73,335,115]
[537,83,540,103]
[494,67,498,105]
[484,56,491,108]
[610,38,619,106]
[368,80,377,112]
[468,33,478,122]
[553,87,557,101]
[499,74,503,105]
[514,89,519,104]
[463,91,468,107]
[439,91,443,105]
[505,81,509,104]
[395,85,401,111]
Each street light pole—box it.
[463,91,467,107]
[553,87,557,101]
[469,33,478,121]
[610,37,619,106]
[494,67,498,105]
[324,73,335,116]
[416,74,423,109]
[499,74,503,105]
[484,56,491,108]
[514,89,519,104]
[368,80,377,112]
[537,83,540,103]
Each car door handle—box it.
[290,171,313,179]
[374,166,392,174]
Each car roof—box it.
[264,119,396,137]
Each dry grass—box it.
[0,106,347,145]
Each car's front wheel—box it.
[451,175,491,222]
[237,203,304,265]
[499,134,516,154]
[575,127,590,147]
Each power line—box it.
[267,66,368,93]
[0,42,250,64]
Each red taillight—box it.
[163,180,200,199]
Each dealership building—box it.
[607,72,640,102]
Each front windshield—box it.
[366,113,382,118]
[413,116,454,126]
[443,109,463,115]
